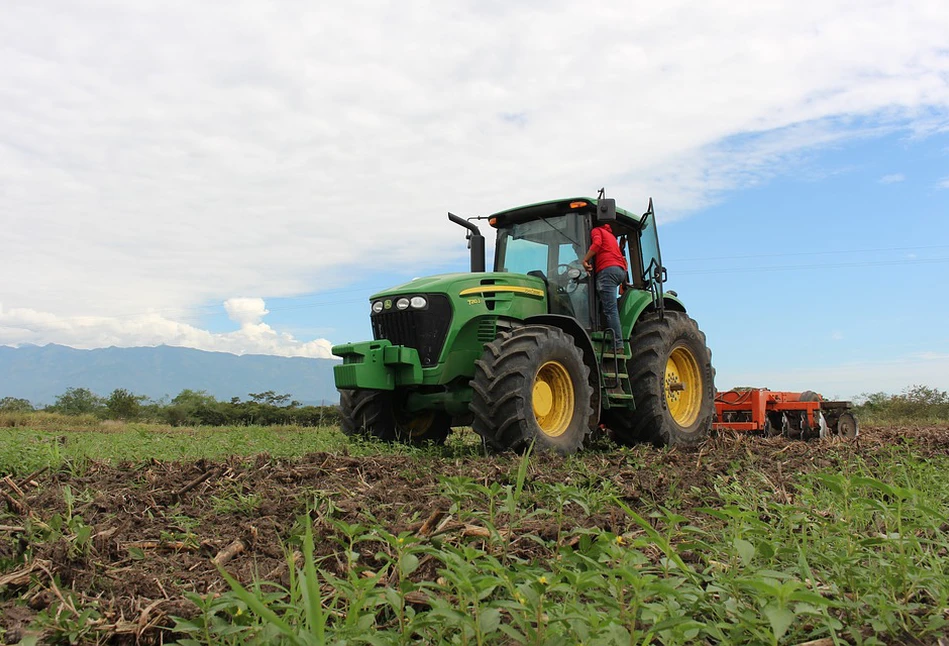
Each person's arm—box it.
[582,228,603,273]
[582,247,596,273]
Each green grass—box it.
[4,423,948,644]
[0,424,486,476]
[0,425,350,476]
[169,446,949,646]
[849,410,949,426]
[0,411,106,431]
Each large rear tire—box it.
[618,311,715,446]
[339,389,451,445]
[469,326,594,454]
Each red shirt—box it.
[589,224,628,273]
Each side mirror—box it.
[597,198,616,222]
[448,212,486,273]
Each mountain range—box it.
[0,344,341,407]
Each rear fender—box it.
[619,292,686,337]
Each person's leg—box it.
[596,266,625,349]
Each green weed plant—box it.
[171,447,949,645]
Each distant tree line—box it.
[3,384,946,427]
[0,388,341,427]
[854,385,949,422]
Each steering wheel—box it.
[556,264,585,293]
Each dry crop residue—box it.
[1,425,947,643]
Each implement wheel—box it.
[623,312,715,446]
[469,325,594,454]
[834,412,859,438]
[339,389,451,445]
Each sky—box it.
[2,0,948,400]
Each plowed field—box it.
[2,425,948,644]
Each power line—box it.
[666,243,949,264]
[675,256,949,276]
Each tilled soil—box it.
[1,425,947,644]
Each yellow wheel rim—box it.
[403,411,434,438]
[533,361,575,437]
[664,346,702,427]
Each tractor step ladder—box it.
[592,332,634,408]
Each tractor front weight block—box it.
[332,340,424,390]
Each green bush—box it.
[0,396,34,413]
[47,387,105,416]
[855,384,949,424]
[105,388,147,420]
[2,387,339,428]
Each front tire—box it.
[469,326,594,454]
[339,389,451,445]
[619,311,715,446]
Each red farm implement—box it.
[713,389,858,439]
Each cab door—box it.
[638,200,666,308]
[549,214,595,330]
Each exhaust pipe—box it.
[448,212,485,273]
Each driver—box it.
[582,223,627,353]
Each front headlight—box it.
[371,300,384,314]
[396,297,410,310]
[410,296,428,309]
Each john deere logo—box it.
[384,299,392,310]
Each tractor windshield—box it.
[494,215,592,328]
[495,215,586,276]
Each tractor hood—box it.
[364,271,549,368]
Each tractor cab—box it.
[488,197,664,331]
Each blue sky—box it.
[2,1,948,399]
[663,130,949,397]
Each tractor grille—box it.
[371,294,452,367]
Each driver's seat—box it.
[527,270,576,318]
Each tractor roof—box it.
[487,197,645,235]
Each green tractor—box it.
[332,194,715,453]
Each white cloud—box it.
[1,0,948,349]
[0,299,334,358]
[224,298,270,327]
[914,351,949,361]
[938,177,949,189]
[879,173,905,183]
